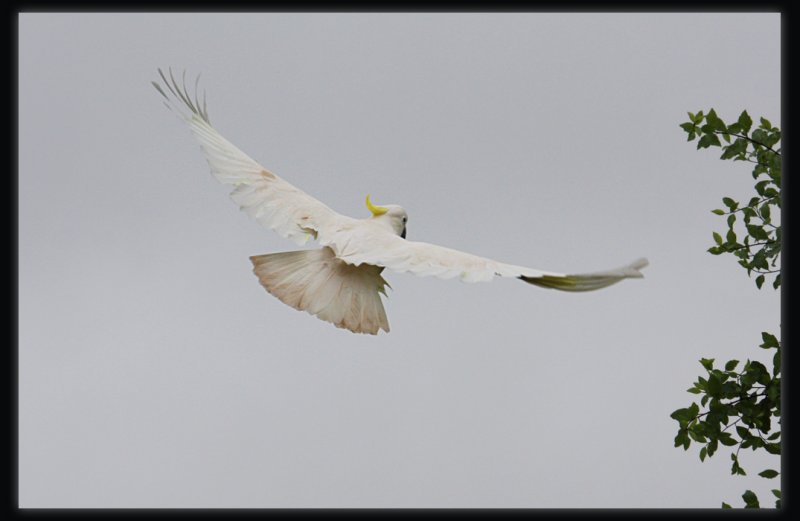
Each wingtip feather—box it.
[623,257,649,278]
[153,66,211,124]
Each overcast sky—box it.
[19,13,781,508]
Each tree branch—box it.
[718,196,779,216]
[692,391,767,421]
[723,241,779,252]
[714,131,781,156]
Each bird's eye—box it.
[402,217,407,223]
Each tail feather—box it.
[520,257,649,292]
[250,247,390,334]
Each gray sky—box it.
[19,13,781,508]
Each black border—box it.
[9,1,792,517]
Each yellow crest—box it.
[366,194,389,216]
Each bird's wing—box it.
[153,68,347,246]
[325,228,648,292]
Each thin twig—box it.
[714,131,781,156]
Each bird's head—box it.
[366,194,407,239]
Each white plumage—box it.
[251,248,390,335]
[153,69,648,335]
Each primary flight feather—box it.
[153,69,648,335]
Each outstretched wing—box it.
[325,228,648,292]
[153,68,347,245]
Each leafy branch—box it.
[681,109,781,291]
[674,109,781,509]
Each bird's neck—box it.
[368,215,402,236]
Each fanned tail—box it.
[250,247,391,335]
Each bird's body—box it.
[153,69,648,334]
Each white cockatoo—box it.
[153,69,648,335]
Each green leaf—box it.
[712,232,723,245]
[760,332,779,349]
[724,360,739,371]
[760,203,771,222]
[706,108,726,130]
[697,133,721,149]
[767,381,779,401]
[754,180,770,196]
[756,275,765,289]
[707,438,719,457]
[700,358,714,371]
[720,381,738,398]
[707,374,722,398]
[720,144,739,160]
[699,446,707,461]
[671,407,695,422]
[742,490,760,508]
[731,137,748,156]
[679,122,695,133]
[736,425,751,439]
[758,469,779,479]
[673,429,691,450]
[747,225,769,241]
[738,110,753,133]
[722,197,737,209]
[752,129,769,146]
[765,130,781,148]
[721,502,732,509]
[689,429,707,443]
[760,117,772,130]
[750,360,770,384]
[772,489,781,499]
[770,151,782,172]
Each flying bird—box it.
[153,69,648,335]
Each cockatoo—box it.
[153,69,648,335]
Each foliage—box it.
[680,109,781,290]
[673,109,781,509]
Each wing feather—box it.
[325,229,648,291]
[153,68,345,245]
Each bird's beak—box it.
[401,227,406,239]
